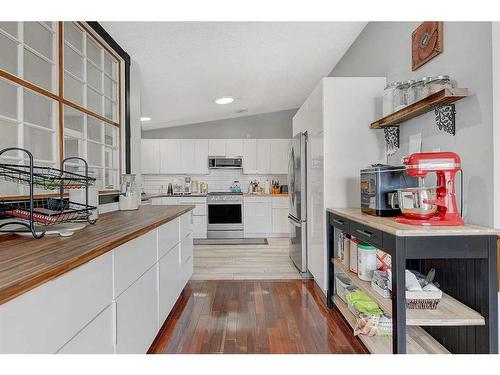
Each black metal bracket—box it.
[384,126,400,155]
[434,104,456,135]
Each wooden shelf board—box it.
[333,295,450,354]
[370,88,469,129]
[332,258,485,326]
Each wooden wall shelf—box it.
[370,88,469,129]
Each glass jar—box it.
[403,79,416,107]
[394,81,409,112]
[382,82,398,116]
[120,174,139,210]
[408,79,426,104]
[425,75,452,96]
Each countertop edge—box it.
[0,205,194,306]
[327,208,500,237]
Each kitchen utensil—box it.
[395,152,463,226]
[230,181,241,193]
[167,183,173,195]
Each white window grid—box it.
[0,22,58,167]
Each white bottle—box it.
[264,179,270,194]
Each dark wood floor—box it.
[148,280,367,354]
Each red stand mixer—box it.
[395,152,464,226]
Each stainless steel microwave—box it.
[208,157,243,169]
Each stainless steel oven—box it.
[207,192,243,238]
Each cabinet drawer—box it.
[350,221,383,248]
[193,215,207,239]
[244,202,272,217]
[329,214,349,232]
[0,252,112,353]
[181,212,193,239]
[181,236,194,264]
[57,304,114,354]
[158,244,181,324]
[158,218,180,260]
[115,265,158,354]
[113,229,157,298]
[161,197,179,205]
[271,197,288,208]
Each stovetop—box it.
[208,191,243,195]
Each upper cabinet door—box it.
[242,139,257,174]
[225,139,243,158]
[256,139,271,174]
[208,139,226,156]
[159,139,181,174]
[141,139,160,174]
[179,139,196,173]
[269,139,290,174]
[193,139,209,174]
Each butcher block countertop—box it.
[0,205,194,306]
[327,208,499,237]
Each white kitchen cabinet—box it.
[242,139,257,174]
[208,139,226,156]
[57,304,114,354]
[269,139,290,174]
[141,139,160,174]
[158,244,182,324]
[194,139,209,174]
[0,252,113,354]
[178,197,207,239]
[272,196,289,235]
[158,218,180,260]
[113,229,157,298]
[180,139,196,173]
[159,139,181,174]
[161,197,179,205]
[256,139,271,174]
[115,265,158,354]
[244,196,272,237]
[225,139,243,157]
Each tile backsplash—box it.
[142,169,288,194]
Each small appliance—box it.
[119,174,140,211]
[208,157,243,169]
[360,164,418,216]
[184,176,192,195]
[279,184,288,194]
[395,152,463,226]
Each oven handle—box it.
[207,201,243,205]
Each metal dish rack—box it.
[0,147,97,238]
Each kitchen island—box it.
[0,205,195,354]
[326,208,498,354]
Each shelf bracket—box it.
[384,126,400,156]
[434,104,456,135]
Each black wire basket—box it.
[0,198,96,225]
[0,163,96,190]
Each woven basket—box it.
[406,298,441,310]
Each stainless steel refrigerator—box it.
[288,132,307,274]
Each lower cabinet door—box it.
[193,215,207,239]
[115,265,158,354]
[181,255,193,287]
[272,208,289,234]
[158,244,182,324]
[57,304,114,354]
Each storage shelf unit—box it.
[333,295,450,354]
[370,88,468,129]
[332,258,485,326]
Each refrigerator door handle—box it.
[288,214,302,226]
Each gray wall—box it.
[142,109,296,139]
[330,22,493,226]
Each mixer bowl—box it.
[397,187,437,220]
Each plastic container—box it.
[357,242,377,281]
[349,238,359,274]
[335,273,357,303]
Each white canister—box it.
[349,238,358,274]
[357,243,377,281]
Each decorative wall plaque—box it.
[412,22,443,71]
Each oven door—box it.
[207,202,243,231]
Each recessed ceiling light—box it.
[140,117,151,122]
[215,97,234,105]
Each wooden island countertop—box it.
[0,205,194,306]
